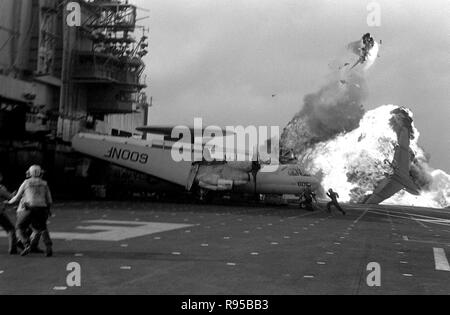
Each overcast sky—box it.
[135,0,450,172]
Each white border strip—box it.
[433,248,450,271]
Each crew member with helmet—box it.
[300,184,317,211]
[7,165,53,257]
[326,188,346,216]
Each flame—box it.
[296,105,450,209]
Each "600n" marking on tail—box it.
[104,147,149,164]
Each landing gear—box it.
[196,188,214,203]
[198,188,208,202]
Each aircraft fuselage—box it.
[72,133,320,197]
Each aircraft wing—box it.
[365,177,405,204]
[136,126,181,136]
[137,125,255,160]
[137,126,235,138]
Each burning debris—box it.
[347,33,380,71]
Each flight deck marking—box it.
[414,218,429,228]
[0,220,193,242]
[433,248,450,271]
[405,239,450,246]
[367,209,450,227]
[353,210,369,225]
[120,266,132,270]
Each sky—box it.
[134,0,450,172]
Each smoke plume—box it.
[280,73,367,156]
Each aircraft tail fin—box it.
[364,127,420,204]
[393,172,420,196]
[72,133,193,187]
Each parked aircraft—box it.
[72,127,321,201]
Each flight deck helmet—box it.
[27,165,43,178]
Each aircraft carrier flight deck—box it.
[1,201,449,295]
